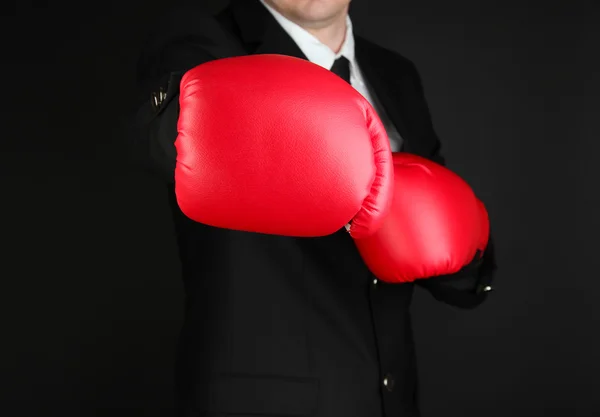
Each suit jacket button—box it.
[150,87,167,112]
[383,374,395,392]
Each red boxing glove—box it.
[175,55,393,238]
[354,153,490,283]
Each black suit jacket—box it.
[132,1,497,416]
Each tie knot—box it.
[330,57,351,84]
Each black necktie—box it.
[330,57,351,84]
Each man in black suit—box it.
[133,0,497,416]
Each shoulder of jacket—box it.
[355,36,417,72]
[144,4,233,53]
[136,4,245,83]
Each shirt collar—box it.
[259,0,355,70]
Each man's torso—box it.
[138,2,444,415]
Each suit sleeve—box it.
[405,61,498,309]
[129,6,240,182]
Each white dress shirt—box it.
[259,0,403,151]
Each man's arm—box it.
[131,66,205,183]
[405,61,498,309]
[129,6,246,181]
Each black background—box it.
[2,0,599,416]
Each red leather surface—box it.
[354,153,490,283]
[175,54,393,238]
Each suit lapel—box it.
[228,0,308,59]
[354,37,410,152]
